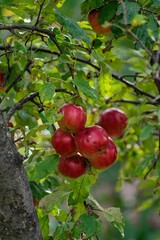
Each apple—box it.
[33,199,38,207]
[8,121,14,128]
[58,103,87,133]
[75,125,108,159]
[98,108,127,138]
[0,71,4,87]
[58,154,87,178]
[88,8,111,35]
[51,128,77,157]
[89,137,118,170]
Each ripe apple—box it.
[89,137,118,170]
[58,103,87,133]
[51,128,77,157]
[58,155,87,178]
[98,108,128,138]
[75,125,108,159]
[88,8,111,35]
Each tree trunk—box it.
[0,113,42,240]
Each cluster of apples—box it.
[51,104,127,179]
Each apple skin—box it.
[98,108,127,138]
[89,137,118,170]
[58,155,87,178]
[88,8,111,35]
[58,104,87,134]
[75,125,108,159]
[51,128,77,157]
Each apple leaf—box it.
[39,190,71,212]
[29,154,59,182]
[37,209,49,239]
[72,78,101,102]
[54,10,90,45]
[139,124,156,141]
[73,214,102,239]
[68,172,98,205]
[39,82,55,102]
[89,194,125,238]
[135,153,155,176]
[99,2,118,24]
[81,0,103,15]
[117,2,140,24]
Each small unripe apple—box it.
[0,71,4,86]
[51,128,77,157]
[58,103,87,133]
[98,108,127,138]
[88,8,111,35]
[75,125,108,159]
[33,199,39,207]
[7,121,14,128]
[58,155,87,178]
[89,137,118,170]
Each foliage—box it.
[0,0,160,239]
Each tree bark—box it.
[0,113,42,240]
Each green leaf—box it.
[135,154,155,176]
[29,154,59,182]
[0,0,14,5]
[103,207,125,237]
[37,209,49,239]
[139,125,155,141]
[54,10,90,45]
[39,82,55,102]
[73,214,102,238]
[99,2,118,24]
[68,173,97,205]
[72,78,101,102]
[25,124,48,141]
[39,190,71,212]
[14,41,27,54]
[81,0,103,15]
[117,2,140,24]
[89,195,125,238]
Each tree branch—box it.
[5,92,39,123]
[119,0,152,56]
[112,74,155,99]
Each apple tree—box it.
[0,0,160,239]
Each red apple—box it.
[58,103,87,133]
[88,8,112,35]
[75,125,108,159]
[89,137,118,170]
[0,71,4,87]
[51,128,77,157]
[58,155,87,178]
[33,199,38,207]
[98,108,128,138]
[8,121,14,128]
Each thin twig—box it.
[35,0,46,26]
[112,74,155,99]
[119,0,152,56]
[144,129,160,179]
